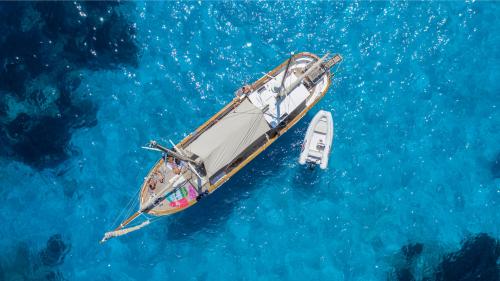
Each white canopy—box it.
[185,99,271,178]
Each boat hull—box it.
[140,52,333,216]
[299,110,334,169]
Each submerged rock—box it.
[396,267,416,281]
[39,234,70,267]
[390,235,499,281]
[0,238,70,280]
[391,242,423,281]
[401,242,424,261]
[0,2,137,168]
[435,233,500,281]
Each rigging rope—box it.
[109,184,142,230]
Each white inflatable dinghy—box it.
[299,110,333,169]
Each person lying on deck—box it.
[147,170,164,190]
[147,177,157,190]
[167,156,181,175]
[235,84,252,97]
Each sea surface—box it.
[0,2,499,281]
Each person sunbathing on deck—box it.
[148,170,165,190]
[167,156,181,175]
[147,177,157,190]
[235,84,252,97]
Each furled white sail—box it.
[101,220,150,243]
[185,99,271,178]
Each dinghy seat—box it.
[314,120,328,135]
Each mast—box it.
[144,141,193,163]
[277,52,295,96]
[169,139,204,181]
[274,53,294,124]
[144,140,205,171]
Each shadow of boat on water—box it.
[165,117,312,241]
[291,163,339,202]
[293,164,322,191]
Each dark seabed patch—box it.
[0,2,138,168]
[389,242,424,281]
[0,234,70,281]
[396,268,416,281]
[434,233,500,281]
[491,152,500,179]
[401,242,424,261]
[39,234,70,267]
[389,234,500,281]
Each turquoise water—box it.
[0,2,499,280]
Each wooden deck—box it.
[140,159,204,215]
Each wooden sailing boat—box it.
[101,52,342,243]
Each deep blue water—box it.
[0,2,499,280]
